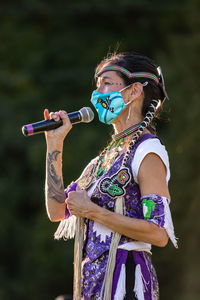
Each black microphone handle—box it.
[22,119,63,136]
[22,111,82,136]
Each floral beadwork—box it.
[99,167,131,198]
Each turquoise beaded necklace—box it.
[96,122,141,177]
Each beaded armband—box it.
[141,194,178,248]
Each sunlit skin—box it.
[44,70,169,247]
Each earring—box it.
[127,105,132,122]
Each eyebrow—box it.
[97,75,113,80]
[97,76,113,83]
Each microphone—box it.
[22,107,94,136]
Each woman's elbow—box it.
[157,236,169,247]
[149,223,169,247]
[156,228,169,247]
[47,209,65,222]
[46,201,66,222]
[48,214,60,222]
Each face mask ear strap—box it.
[157,66,169,101]
[121,82,145,106]
[120,83,134,92]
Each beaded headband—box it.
[96,65,159,85]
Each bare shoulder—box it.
[138,153,170,199]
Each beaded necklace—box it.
[111,121,142,145]
[78,122,143,190]
[96,122,141,178]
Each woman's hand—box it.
[66,186,96,218]
[44,109,72,144]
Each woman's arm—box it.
[44,109,72,221]
[66,153,169,247]
[45,141,66,221]
[138,152,170,199]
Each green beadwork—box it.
[96,123,140,178]
[142,199,155,219]
[108,184,122,196]
[112,122,142,142]
[116,138,124,148]
[97,167,102,176]
[107,140,115,151]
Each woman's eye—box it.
[104,82,111,85]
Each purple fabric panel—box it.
[65,203,71,219]
[133,251,152,300]
[64,182,77,219]
[82,251,109,299]
[111,249,128,299]
[138,133,156,143]
[67,182,78,193]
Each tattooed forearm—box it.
[47,150,65,203]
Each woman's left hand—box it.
[66,186,95,218]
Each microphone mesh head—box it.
[79,107,94,123]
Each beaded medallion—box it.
[99,167,131,198]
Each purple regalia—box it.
[78,134,159,300]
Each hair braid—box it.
[122,98,160,166]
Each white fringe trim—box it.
[163,197,178,248]
[54,215,76,240]
[134,264,148,300]
[114,264,126,300]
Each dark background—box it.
[1,0,200,299]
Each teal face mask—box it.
[91,85,132,125]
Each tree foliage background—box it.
[1,0,200,299]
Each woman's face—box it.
[96,71,126,94]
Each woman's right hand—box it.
[44,109,72,144]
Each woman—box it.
[44,52,177,300]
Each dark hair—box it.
[95,52,167,165]
[95,52,166,119]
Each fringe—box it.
[54,215,76,240]
[134,264,146,300]
[114,264,126,300]
[100,196,124,300]
[163,198,178,248]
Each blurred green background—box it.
[1,0,200,299]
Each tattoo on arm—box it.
[47,150,65,203]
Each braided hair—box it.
[95,52,167,166]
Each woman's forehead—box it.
[97,70,123,81]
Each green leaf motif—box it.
[142,199,155,219]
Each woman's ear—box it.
[130,82,143,99]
